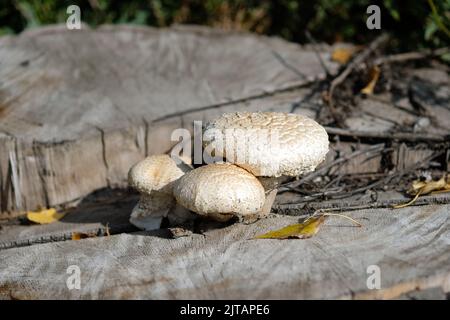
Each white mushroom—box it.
[203,112,329,177]
[128,154,192,230]
[173,163,266,222]
[203,112,329,218]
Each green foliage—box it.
[0,0,449,49]
[426,0,450,45]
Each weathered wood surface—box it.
[1,189,449,251]
[0,203,449,299]
[0,189,138,250]
[1,25,449,300]
[274,190,450,213]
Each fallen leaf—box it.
[26,208,65,224]
[411,180,427,192]
[415,176,447,195]
[393,175,449,208]
[361,66,380,95]
[254,216,326,239]
[331,47,356,64]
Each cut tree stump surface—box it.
[0,203,449,299]
[1,25,449,300]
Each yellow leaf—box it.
[394,175,449,209]
[410,180,426,193]
[361,66,380,95]
[26,208,65,224]
[254,216,326,239]
[419,176,447,195]
[331,47,355,64]
[408,176,447,195]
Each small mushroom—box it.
[128,154,192,230]
[203,112,329,217]
[173,163,266,222]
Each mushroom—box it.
[128,154,192,230]
[128,112,329,229]
[203,112,329,217]
[173,163,266,222]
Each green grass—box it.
[1,0,449,50]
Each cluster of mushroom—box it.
[128,112,329,230]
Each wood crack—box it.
[152,80,317,123]
[96,127,110,187]
[32,141,50,209]
[143,119,149,157]
[0,223,136,251]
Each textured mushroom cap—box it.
[128,154,191,195]
[173,163,265,220]
[203,112,329,177]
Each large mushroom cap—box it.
[173,163,265,221]
[128,154,191,195]
[203,112,329,177]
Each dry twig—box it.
[374,47,450,65]
[324,126,447,142]
[281,143,386,190]
[328,34,390,121]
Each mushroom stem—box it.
[129,192,174,231]
[167,204,197,226]
[257,176,288,191]
[238,188,277,223]
[249,176,289,221]
[260,188,278,216]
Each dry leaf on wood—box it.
[361,66,380,95]
[253,216,326,239]
[393,175,449,208]
[410,176,447,195]
[331,47,356,64]
[27,208,65,224]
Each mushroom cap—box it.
[203,112,329,177]
[128,154,191,195]
[173,163,265,220]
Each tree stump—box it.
[1,25,449,300]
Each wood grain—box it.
[0,203,448,299]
